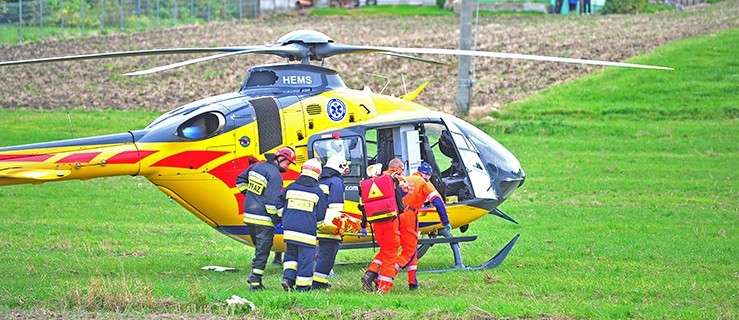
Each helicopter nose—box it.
[498,170,525,201]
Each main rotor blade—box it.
[376,46,673,70]
[0,47,259,66]
[316,43,672,70]
[124,44,310,76]
[378,52,454,67]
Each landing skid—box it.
[338,233,520,273]
[419,233,520,273]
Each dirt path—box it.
[0,1,737,115]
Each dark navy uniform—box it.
[277,175,327,291]
[236,160,283,289]
[313,167,345,289]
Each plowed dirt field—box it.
[1,2,737,115]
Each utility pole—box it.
[456,0,473,116]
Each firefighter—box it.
[359,161,405,294]
[396,161,451,290]
[313,154,350,291]
[278,158,328,292]
[235,146,296,291]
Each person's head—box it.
[274,146,297,170]
[325,154,350,176]
[387,157,405,175]
[301,158,322,180]
[417,162,433,181]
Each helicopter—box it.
[0,30,671,271]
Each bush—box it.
[601,0,649,13]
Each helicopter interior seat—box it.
[374,128,395,171]
[419,131,447,198]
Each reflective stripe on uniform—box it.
[283,230,316,246]
[296,276,313,287]
[236,182,248,191]
[283,261,298,271]
[313,272,330,283]
[319,184,330,194]
[243,213,274,227]
[265,204,278,215]
[426,190,441,203]
[372,259,382,265]
[377,275,394,283]
[328,203,345,211]
[252,268,264,275]
[407,265,417,271]
[286,190,319,212]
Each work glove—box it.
[360,228,367,237]
[443,223,452,234]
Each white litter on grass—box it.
[226,295,255,312]
[201,265,238,272]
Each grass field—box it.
[0,27,737,319]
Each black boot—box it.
[272,252,283,266]
[249,283,265,291]
[409,283,419,290]
[361,271,378,292]
[312,282,332,291]
[281,278,295,292]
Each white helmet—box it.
[301,158,322,180]
[366,163,383,178]
[326,154,350,175]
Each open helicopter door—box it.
[441,118,497,200]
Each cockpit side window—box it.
[177,112,226,140]
[311,136,364,179]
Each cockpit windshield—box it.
[449,117,522,176]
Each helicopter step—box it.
[339,235,479,250]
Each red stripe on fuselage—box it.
[208,155,256,188]
[151,150,229,169]
[0,154,54,162]
[107,150,157,164]
[55,152,101,163]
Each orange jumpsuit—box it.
[364,219,400,292]
[395,172,443,286]
[361,172,404,293]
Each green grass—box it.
[0,28,737,318]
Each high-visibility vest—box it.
[360,174,399,222]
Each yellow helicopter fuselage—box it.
[0,63,524,252]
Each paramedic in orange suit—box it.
[359,162,405,294]
[396,161,451,290]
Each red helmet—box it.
[275,146,296,164]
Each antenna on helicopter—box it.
[66,111,75,139]
[402,74,408,97]
[367,73,391,94]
